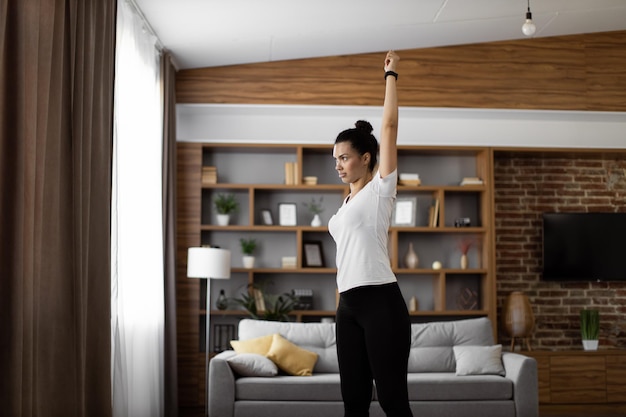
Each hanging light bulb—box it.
[522,0,536,36]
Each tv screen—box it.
[542,212,626,281]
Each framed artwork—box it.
[392,197,417,226]
[303,241,324,267]
[278,203,297,226]
[261,209,273,225]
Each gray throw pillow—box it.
[226,353,278,377]
[453,345,505,376]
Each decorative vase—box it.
[460,253,468,269]
[404,242,419,269]
[311,213,322,227]
[502,291,535,351]
[409,296,418,312]
[243,255,255,268]
[216,289,228,310]
[216,213,230,226]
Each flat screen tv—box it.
[542,212,626,281]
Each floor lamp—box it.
[187,247,231,415]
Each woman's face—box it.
[333,141,370,184]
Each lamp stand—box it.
[204,279,211,416]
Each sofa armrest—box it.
[502,352,538,417]
[208,351,236,417]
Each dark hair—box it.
[335,120,378,172]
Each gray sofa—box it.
[209,317,538,417]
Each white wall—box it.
[177,104,626,149]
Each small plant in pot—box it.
[240,238,257,268]
[230,284,299,322]
[303,196,324,227]
[580,309,600,350]
[214,193,238,226]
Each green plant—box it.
[239,238,257,256]
[303,196,324,215]
[580,309,600,340]
[230,284,299,322]
[214,193,239,214]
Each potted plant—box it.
[214,193,238,225]
[230,284,299,321]
[303,196,324,227]
[580,309,600,350]
[240,237,257,268]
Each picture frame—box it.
[392,197,417,226]
[261,209,273,225]
[278,203,297,226]
[303,241,325,267]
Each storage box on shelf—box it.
[175,142,496,406]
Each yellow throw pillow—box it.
[265,333,318,376]
[230,334,275,355]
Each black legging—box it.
[336,282,413,417]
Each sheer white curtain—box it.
[111,1,164,416]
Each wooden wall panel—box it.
[176,143,204,406]
[176,31,626,112]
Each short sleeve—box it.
[376,169,397,198]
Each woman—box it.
[328,51,413,417]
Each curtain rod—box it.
[125,0,165,52]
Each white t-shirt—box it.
[328,169,398,293]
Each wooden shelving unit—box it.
[175,142,496,406]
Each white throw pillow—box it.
[453,345,505,376]
[226,353,278,377]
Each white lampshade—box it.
[187,247,231,279]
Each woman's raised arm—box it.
[378,50,399,178]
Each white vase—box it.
[311,213,322,227]
[242,255,255,269]
[404,242,419,269]
[216,214,230,226]
[460,253,468,269]
[582,340,599,351]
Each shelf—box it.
[392,226,486,233]
[206,309,488,317]
[203,183,348,191]
[398,185,486,192]
[231,267,336,274]
[395,268,488,274]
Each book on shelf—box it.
[281,256,297,269]
[460,176,483,186]
[202,166,217,184]
[284,162,300,185]
[253,289,266,312]
[428,199,440,227]
[398,172,421,186]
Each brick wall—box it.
[493,151,626,350]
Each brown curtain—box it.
[0,1,116,416]
[161,51,179,417]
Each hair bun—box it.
[354,120,373,134]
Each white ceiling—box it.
[133,0,626,70]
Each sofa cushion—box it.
[238,319,339,373]
[266,333,318,376]
[408,317,495,372]
[453,345,505,376]
[235,372,511,402]
[231,333,274,355]
[236,374,344,401]
[403,373,513,401]
[227,353,278,377]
